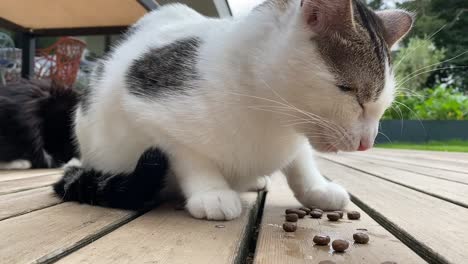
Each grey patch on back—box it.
[80,60,105,114]
[126,37,202,98]
[315,0,389,103]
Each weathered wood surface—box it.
[1,148,467,263]
[253,174,424,264]
[321,154,468,207]
[57,193,261,264]
[345,150,468,173]
[333,153,468,185]
[0,172,61,195]
[317,158,468,264]
[0,186,61,221]
[0,203,138,264]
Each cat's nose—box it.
[358,138,373,151]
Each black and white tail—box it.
[53,148,169,210]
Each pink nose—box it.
[358,140,373,151]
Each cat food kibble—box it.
[313,208,323,213]
[283,222,297,232]
[332,239,349,252]
[300,207,312,214]
[285,209,306,218]
[347,211,361,220]
[310,210,323,218]
[285,213,299,222]
[313,235,331,245]
[334,211,344,218]
[327,212,340,221]
[353,232,370,244]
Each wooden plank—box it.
[372,148,468,161]
[317,159,468,264]
[336,153,468,185]
[0,169,62,182]
[0,203,138,264]
[343,151,468,174]
[0,173,61,195]
[0,187,61,221]
[253,174,424,264]
[57,192,261,264]
[369,148,468,166]
[320,154,468,208]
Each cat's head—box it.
[260,0,413,152]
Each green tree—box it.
[394,37,446,91]
[397,0,468,91]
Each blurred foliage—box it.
[397,0,468,91]
[394,37,446,90]
[383,86,468,120]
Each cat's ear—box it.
[300,0,354,34]
[376,10,414,48]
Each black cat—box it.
[0,79,79,169]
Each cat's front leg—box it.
[171,147,242,221]
[283,142,350,210]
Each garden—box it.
[370,0,468,151]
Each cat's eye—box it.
[337,85,353,92]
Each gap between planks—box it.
[336,153,468,186]
[253,174,424,264]
[319,155,468,209]
[56,192,264,264]
[318,159,468,264]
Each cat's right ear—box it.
[300,0,354,35]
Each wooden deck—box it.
[1,148,467,264]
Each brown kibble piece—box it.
[285,213,298,222]
[327,212,340,221]
[347,211,361,220]
[353,232,370,244]
[299,207,312,214]
[283,222,297,232]
[332,239,349,252]
[313,208,323,213]
[334,211,344,218]
[285,209,306,218]
[313,235,330,245]
[310,210,322,218]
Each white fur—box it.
[0,160,32,170]
[75,2,398,220]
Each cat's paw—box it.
[186,189,242,220]
[249,176,271,192]
[0,160,32,170]
[296,182,350,210]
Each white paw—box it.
[296,182,350,210]
[0,160,32,170]
[255,176,271,191]
[186,190,242,220]
[62,158,82,169]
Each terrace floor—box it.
[1,148,467,263]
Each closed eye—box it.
[337,85,353,92]
[337,85,364,110]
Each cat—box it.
[0,79,79,169]
[53,0,413,220]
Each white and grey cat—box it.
[54,0,413,220]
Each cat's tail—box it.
[53,148,169,210]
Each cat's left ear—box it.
[376,10,414,48]
[300,0,354,35]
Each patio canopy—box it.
[0,0,147,36]
[0,0,231,78]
